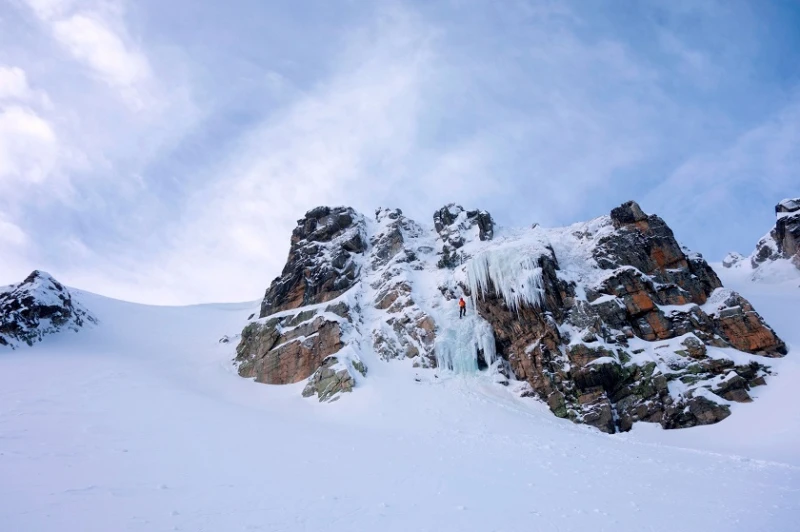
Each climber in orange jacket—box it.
[459,297,466,319]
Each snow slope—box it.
[1,283,798,532]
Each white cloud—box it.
[0,216,28,247]
[23,0,73,19]
[0,105,58,186]
[23,0,153,107]
[0,66,31,100]
[0,65,52,108]
[52,14,151,92]
[0,213,34,285]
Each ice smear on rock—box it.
[467,246,545,312]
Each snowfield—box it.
[1,271,799,531]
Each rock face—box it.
[260,206,367,317]
[0,270,96,348]
[236,206,368,400]
[236,206,435,400]
[434,204,495,268]
[733,198,800,271]
[774,199,800,263]
[236,304,349,385]
[469,201,785,433]
[236,200,787,432]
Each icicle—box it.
[466,248,545,312]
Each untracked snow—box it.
[1,275,799,531]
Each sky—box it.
[1,0,798,304]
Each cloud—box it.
[23,0,153,108]
[23,0,74,19]
[27,2,717,303]
[0,216,28,247]
[0,105,58,187]
[120,6,438,303]
[140,2,669,303]
[0,213,34,285]
[0,66,31,100]
[52,14,151,89]
[1,0,797,305]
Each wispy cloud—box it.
[23,0,153,108]
[0,105,58,187]
[51,13,151,100]
[129,6,438,303]
[0,64,59,193]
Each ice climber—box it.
[459,297,466,319]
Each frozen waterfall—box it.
[435,315,496,373]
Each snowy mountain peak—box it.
[234,201,787,433]
[0,270,96,349]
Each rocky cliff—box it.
[0,270,96,349]
[235,201,787,432]
[466,202,784,432]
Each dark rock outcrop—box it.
[434,204,495,269]
[0,270,96,348]
[775,199,800,261]
[260,206,366,317]
[743,198,800,270]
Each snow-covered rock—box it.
[302,354,367,402]
[433,204,494,268]
[0,270,96,349]
[259,206,367,317]
[236,201,787,431]
[722,252,745,268]
[777,197,800,213]
[724,197,800,282]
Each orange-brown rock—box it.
[236,312,345,385]
[472,201,785,434]
[711,293,786,356]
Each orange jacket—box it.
[458,298,466,308]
